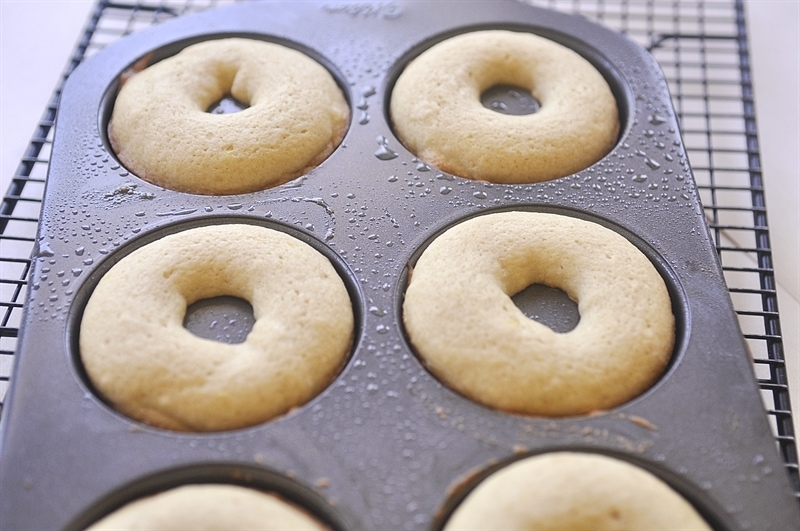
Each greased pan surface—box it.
[1,1,798,529]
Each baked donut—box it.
[108,38,349,195]
[390,30,619,183]
[79,223,353,432]
[87,484,329,530]
[444,452,711,530]
[403,211,674,416]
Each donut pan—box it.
[1,1,798,529]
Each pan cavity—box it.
[183,296,255,344]
[480,84,540,115]
[207,95,249,114]
[511,284,579,333]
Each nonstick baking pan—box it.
[1,1,798,529]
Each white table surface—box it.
[1,0,798,437]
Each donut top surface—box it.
[108,38,350,195]
[390,30,620,183]
[403,211,675,417]
[86,484,329,530]
[79,223,354,432]
[444,452,711,530]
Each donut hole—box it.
[183,295,255,344]
[511,283,579,333]
[206,94,250,114]
[480,84,540,115]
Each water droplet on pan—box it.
[36,241,55,258]
[368,306,386,317]
[374,135,398,160]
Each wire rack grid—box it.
[0,0,797,502]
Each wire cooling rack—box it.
[0,0,797,502]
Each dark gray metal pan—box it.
[1,1,797,529]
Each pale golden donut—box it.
[403,211,674,416]
[390,30,619,183]
[445,452,711,530]
[79,224,353,432]
[87,484,329,530]
[109,38,349,195]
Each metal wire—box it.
[1,0,796,500]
